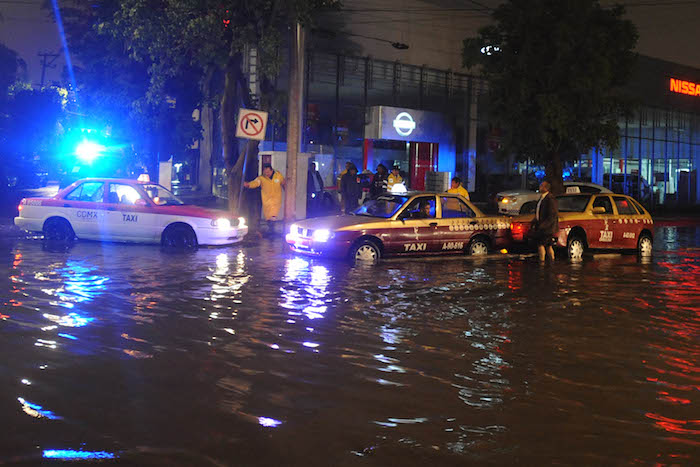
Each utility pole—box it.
[38,52,60,87]
[284,22,306,221]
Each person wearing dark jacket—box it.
[530,180,559,262]
[369,164,388,198]
[340,164,362,213]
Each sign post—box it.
[235,109,268,215]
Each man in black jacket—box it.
[369,164,388,198]
[530,180,559,262]
[340,164,361,213]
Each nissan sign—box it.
[393,112,416,137]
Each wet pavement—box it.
[1,224,699,465]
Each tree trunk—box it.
[546,151,564,195]
[221,55,243,215]
[198,68,215,195]
[241,140,261,236]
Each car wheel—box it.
[567,235,585,261]
[43,218,74,242]
[468,238,489,256]
[350,239,381,265]
[162,224,198,250]
[638,233,653,257]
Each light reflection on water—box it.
[0,225,698,465]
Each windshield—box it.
[353,195,408,218]
[557,195,591,212]
[142,184,185,206]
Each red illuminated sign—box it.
[669,78,700,96]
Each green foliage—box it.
[101,0,340,104]
[58,0,339,171]
[463,0,638,163]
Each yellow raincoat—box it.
[248,171,285,220]
[448,184,470,200]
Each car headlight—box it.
[238,217,246,228]
[312,229,332,242]
[501,197,517,204]
[289,224,298,236]
[211,218,231,229]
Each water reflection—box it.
[17,397,61,420]
[0,226,698,465]
[43,450,115,460]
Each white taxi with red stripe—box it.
[14,178,247,247]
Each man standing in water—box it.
[531,180,559,262]
[244,163,285,236]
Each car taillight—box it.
[510,222,526,241]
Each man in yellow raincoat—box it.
[387,166,403,191]
[447,176,470,200]
[244,164,285,233]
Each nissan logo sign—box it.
[393,112,416,137]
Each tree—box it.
[463,0,638,194]
[53,1,201,177]
[95,0,339,217]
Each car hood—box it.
[154,205,232,220]
[294,215,391,231]
[497,190,536,198]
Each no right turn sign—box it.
[236,108,268,141]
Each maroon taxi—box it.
[510,193,654,260]
[286,192,512,264]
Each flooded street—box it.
[1,225,699,466]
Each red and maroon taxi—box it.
[286,192,512,264]
[14,178,247,247]
[510,193,654,260]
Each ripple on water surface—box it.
[0,225,698,465]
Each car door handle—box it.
[63,203,71,208]
[429,222,438,227]
[107,207,116,211]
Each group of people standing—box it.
[244,160,476,233]
[338,163,407,213]
[338,162,471,213]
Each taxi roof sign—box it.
[566,186,581,194]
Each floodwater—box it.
[1,225,699,466]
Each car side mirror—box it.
[592,206,606,214]
[134,198,148,207]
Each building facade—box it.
[205,50,699,209]
[200,0,700,209]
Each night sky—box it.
[1,0,699,87]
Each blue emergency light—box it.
[75,141,106,163]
